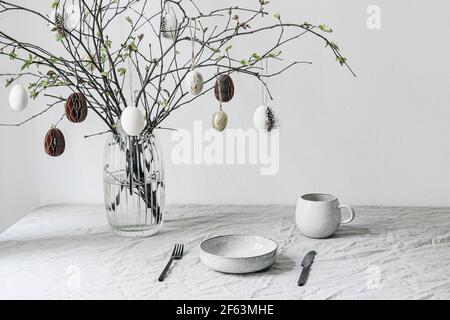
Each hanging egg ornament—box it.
[185,70,204,96]
[64,4,82,31]
[8,84,29,112]
[120,107,146,136]
[212,110,228,132]
[44,128,66,157]
[214,75,235,103]
[161,10,178,40]
[65,92,88,123]
[253,105,278,132]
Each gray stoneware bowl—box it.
[199,235,278,274]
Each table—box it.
[1,204,449,299]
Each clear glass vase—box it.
[103,133,165,237]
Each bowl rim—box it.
[199,234,278,260]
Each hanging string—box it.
[189,18,197,71]
[261,59,269,105]
[218,75,223,111]
[128,56,134,107]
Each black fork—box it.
[158,243,184,282]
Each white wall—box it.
[1,0,450,231]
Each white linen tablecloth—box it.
[0,204,449,300]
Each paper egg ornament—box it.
[8,84,29,112]
[214,75,235,103]
[161,11,178,40]
[65,92,88,123]
[185,70,204,96]
[253,105,278,132]
[212,110,228,132]
[120,107,146,136]
[44,128,66,157]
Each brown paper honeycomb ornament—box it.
[65,92,88,123]
[44,128,66,157]
[214,75,235,103]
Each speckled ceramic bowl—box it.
[199,235,278,274]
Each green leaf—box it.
[240,59,249,66]
[50,0,60,9]
[56,33,64,42]
[267,50,282,58]
[128,42,138,52]
[8,51,17,60]
[21,54,33,71]
[319,24,333,33]
[5,78,14,88]
[125,16,133,24]
[273,13,281,20]
[336,56,347,66]
[117,67,126,76]
[251,53,262,61]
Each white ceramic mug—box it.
[295,193,355,239]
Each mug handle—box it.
[339,204,355,224]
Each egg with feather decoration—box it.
[161,10,178,40]
[214,75,234,103]
[253,105,278,132]
[185,70,204,96]
[44,127,66,157]
[65,92,88,123]
[212,110,228,132]
[120,107,146,136]
[8,84,29,112]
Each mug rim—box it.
[301,193,337,202]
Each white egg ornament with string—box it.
[120,107,146,136]
[253,60,278,132]
[185,70,204,96]
[253,105,278,132]
[184,18,204,96]
[9,84,29,112]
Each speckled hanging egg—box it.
[161,11,178,40]
[212,110,228,132]
[8,84,29,112]
[185,70,204,96]
[214,75,234,103]
[253,105,278,132]
[44,128,66,157]
[65,92,88,123]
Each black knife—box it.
[297,251,316,286]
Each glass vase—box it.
[103,133,165,237]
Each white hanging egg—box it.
[212,110,228,132]
[185,70,204,96]
[9,84,29,112]
[120,107,147,136]
[64,4,82,31]
[161,11,178,39]
[253,105,278,131]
